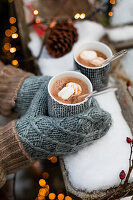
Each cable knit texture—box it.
[0,61,33,116]
[15,76,51,116]
[0,121,33,188]
[17,82,112,159]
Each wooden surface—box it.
[60,64,133,200]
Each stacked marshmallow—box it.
[58,82,82,100]
[80,50,105,66]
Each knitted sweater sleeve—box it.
[0,120,33,188]
[0,61,33,116]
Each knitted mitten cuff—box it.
[0,61,33,116]
[0,120,33,188]
[15,76,51,116]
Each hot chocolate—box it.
[50,77,90,104]
[77,49,107,68]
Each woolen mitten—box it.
[15,76,51,116]
[16,82,112,159]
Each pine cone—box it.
[46,21,78,58]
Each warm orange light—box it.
[35,18,40,23]
[39,179,46,187]
[11,60,19,66]
[9,17,16,24]
[38,195,45,200]
[110,0,115,4]
[45,184,49,191]
[49,21,56,28]
[42,172,49,179]
[5,29,12,37]
[12,33,18,39]
[39,188,47,196]
[10,47,16,53]
[33,10,39,15]
[74,13,80,19]
[58,193,64,200]
[108,11,113,16]
[11,26,17,33]
[8,0,14,2]
[49,156,58,163]
[65,196,72,200]
[4,43,11,51]
[80,13,86,19]
[49,193,56,200]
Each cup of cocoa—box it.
[48,71,93,118]
[74,41,113,91]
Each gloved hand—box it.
[16,82,112,159]
[15,76,51,116]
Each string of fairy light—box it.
[3,8,19,66]
[34,157,72,200]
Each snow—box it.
[122,197,132,200]
[122,49,133,83]
[111,0,133,25]
[107,26,133,42]
[28,21,105,76]
[63,91,133,192]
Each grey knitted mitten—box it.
[16,82,112,159]
[15,76,51,116]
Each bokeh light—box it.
[80,13,86,19]
[39,179,46,187]
[108,11,113,16]
[10,47,16,53]
[74,13,80,19]
[11,26,17,33]
[33,10,39,15]
[9,17,16,24]
[65,196,72,200]
[49,193,56,200]
[58,193,64,200]
[11,60,19,66]
[42,172,49,179]
[4,43,11,51]
[5,29,12,37]
[12,33,18,39]
[110,0,115,4]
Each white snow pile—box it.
[111,0,133,25]
[63,91,133,192]
[107,26,133,42]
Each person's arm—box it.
[0,61,51,116]
[0,121,33,188]
[0,61,33,116]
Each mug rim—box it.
[48,71,93,106]
[73,41,113,70]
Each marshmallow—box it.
[79,50,97,61]
[91,57,105,66]
[58,86,74,100]
[66,82,82,95]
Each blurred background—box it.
[0,0,133,200]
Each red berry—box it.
[126,137,132,143]
[119,170,126,180]
[127,81,131,87]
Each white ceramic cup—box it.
[48,71,93,118]
[74,41,113,91]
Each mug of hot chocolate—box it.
[48,71,93,118]
[74,41,112,91]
